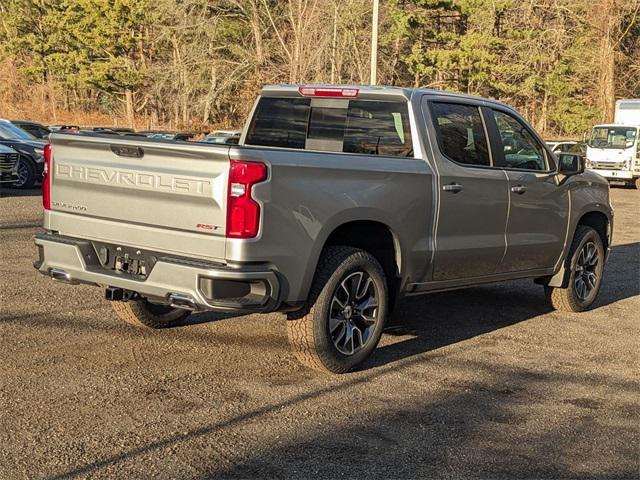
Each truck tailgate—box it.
[47,134,230,259]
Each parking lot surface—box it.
[1,187,638,479]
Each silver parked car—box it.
[201,130,241,145]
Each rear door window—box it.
[245,96,413,157]
[429,102,491,166]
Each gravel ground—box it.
[1,186,638,479]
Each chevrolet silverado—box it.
[34,85,613,373]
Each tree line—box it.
[0,0,638,137]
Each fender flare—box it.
[297,208,403,301]
[546,205,612,288]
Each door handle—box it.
[442,183,463,193]
[511,185,527,194]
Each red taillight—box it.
[298,86,359,98]
[42,143,52,210]
[226,160,267,239]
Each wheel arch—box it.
[546,208,611,288]
[576,210,610,252]
[300,216,403,308]
[324,219,401,278]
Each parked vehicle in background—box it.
[546,140,587,155]
[0,144,20,184]
[547,140,576,153]
[84,127,136,135]
[0,119,47,188]
[35,84,613,373]
[49,125,81,134]
[547,141,587,157]
[586,99,640,188]
[106,127,134,134]
[11,120,51,140]
[202,130,241,145]
[567,142,587,156]
[122,132,150,138]
[84,127,120,135]
[138,130,198,141]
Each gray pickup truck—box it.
[34,85,613,373]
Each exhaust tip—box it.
[49,268,77,284]
[168,293,197,310]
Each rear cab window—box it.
[244,97,309,149]
[245,96,413,157]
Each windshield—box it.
[0,121,37,140]
[589,126,637,149]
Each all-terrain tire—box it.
[111,299,190,328]
[286,246,388,374]
[545,225,605,312]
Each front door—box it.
[425,99,509,281]
[488,108,569,272]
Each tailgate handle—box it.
[111,145,144,158]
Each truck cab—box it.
[586,99,640,188]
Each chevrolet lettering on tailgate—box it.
[56,163,212,196]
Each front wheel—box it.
[111,299,191,328]
[545,225,605,312]
[287,246,388,374]
[13,156,37,189]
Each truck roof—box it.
[260,84,509,108]
[616,99,640,106]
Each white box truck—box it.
[586,99,640,188]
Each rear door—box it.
[49,134,230,258]
[487,107,569,272]
[424,99,509,281]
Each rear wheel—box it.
[635,177,640,190]
[111,299,190,328]
[287,246,388,374]
[545,225,604,312]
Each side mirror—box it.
[558,153,584,176]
